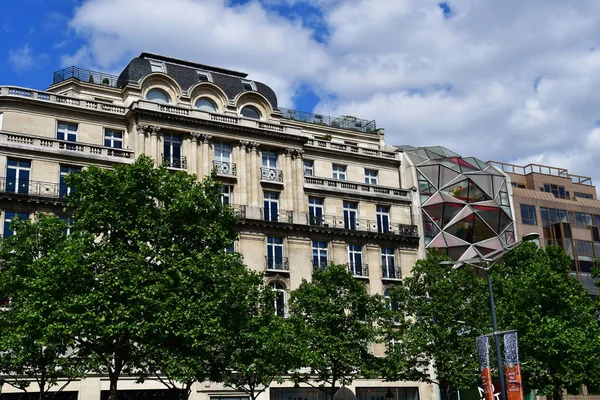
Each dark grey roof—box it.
[116,53,278,109]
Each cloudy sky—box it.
[2,0,600,188]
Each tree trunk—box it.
[108,373,119,400]
[553,386,563,400]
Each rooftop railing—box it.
[488,160,593,186]
[53,66,119,88]
[279,107,376,134]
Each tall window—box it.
[348,244,364,276]
[344,201,358,230]
[163,134,182,167]
[3,212,28,237]
[104,129,123,149]
[6,159,30,194]
[381,248,396,279]
[312,241,328,270]
[266,237,284,269]
[221,185,233,206]
[57,122,78,150]
[308,197,324,226]
[365,169,379,185]
[520,204,537,225]
[214,142,232,162]
[270,282,286,317]
[332,164,347,180]
[59,216,74,235]
[262,151,278,169]
[376,205,390,233]
[304,160,314,176]
[59,165,81,198]
[263,192,279,221]
[384,288,398,311]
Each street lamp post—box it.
[441,232,539,400]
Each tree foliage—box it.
[494,244,600,399]
[394,250,489,395]
[289,264,385,396]
[0,215,88,400]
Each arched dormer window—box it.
[146,88,170,104]
[270,281,286,317]
[194,97,217,113]
[240,105,261,120]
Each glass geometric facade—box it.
[405,146,515,261]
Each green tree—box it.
[0,214,88,400]
[289,264,385,398]
[394,250,488,397]
[42,155,240,400]
[494,244,600,400]
[222,277,302,400]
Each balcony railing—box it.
[0,178,66,202]
[265,256,289,271]
[312,260,329,272]
[348,263,369,278]
[279,107,376,134]
[231,205,418,239]
[53,66,119,88]
[306,214,418,236]
[0,131,134,160]
[304,176,410,200]
[162,154,187,169]
[213,160,236,176]
[261,167,283,183]
[382,265,402,280]
[261,208,294,223]
[306,139,397,159]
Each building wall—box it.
[0,60,427,400]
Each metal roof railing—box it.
[279,107,376,134]
[53,66,119,88]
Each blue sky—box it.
[3,0,600,189]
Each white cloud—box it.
[8,44,35,73]
[64,0,600,190]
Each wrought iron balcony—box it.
[382,265,402,280]
[213,160,236,176]
[0,178,66,202]
[306,214,418,237]
[162,154,187,169]
[348,263,369,278]
[261,208,294,223]
[265,256,289,271]
[312,260,329,272]
[261,167,283,183]
[53,66,119,87]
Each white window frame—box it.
[304,160,314,176]
[57,121,78,142]
[343,201,358,230]
[6,159,31,194]
[197,70,213,82]
[347,243,363,274]
[149,60,166,73]
[214,142,232,162]
[104,128,123,149]
[333,164,347,180]
[241,79,256,91]
[376,205,391,233]
[266,236,284,266]
[262,151,278,169]
[381,248,396,269]
[221,185,233,206]
[270,281,287,317]
[365,169,379,185]
[312,240,328,268]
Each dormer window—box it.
[240,105,261,120]
[241,79,256,91]
[146,89,170,104]
[149,61,166,73]
[194,97,217,113]
[197,71,212,82]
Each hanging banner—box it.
[476,336,495,400]
[504,332,524,400]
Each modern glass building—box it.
[400,145,516,260]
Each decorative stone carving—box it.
[189,132,203,142]
[239,140,251,152]
[285,147,304,159]
[248,141,261,152]
[199,133,212,143]
[136,124,161,137]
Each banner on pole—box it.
[504,332,524,400]
[476,336,495,400]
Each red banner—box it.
[480,367,495,400]
[505,364,524,400]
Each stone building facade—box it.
[0,53,430,400]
